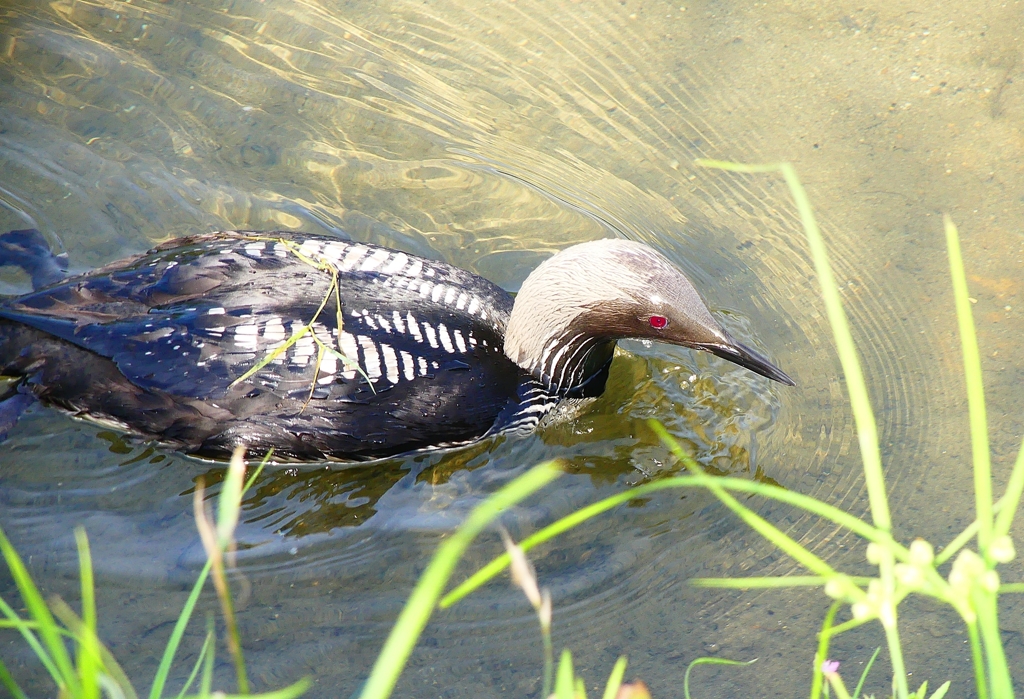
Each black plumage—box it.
[0,228,793,461]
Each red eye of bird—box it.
[648,315,668,329]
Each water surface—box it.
[1,0,1023,696]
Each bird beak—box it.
[697,340,796,386]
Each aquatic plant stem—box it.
[441,474,910,608]
[779,160,908,699]
[852,647,882,699]
[601,657,628,699]
[0,528,80,696]
[74,528,100,699]
[944,215,994,555]
[965,619,988,699]
[358,462,562,699]
[944,215,1015,698]
[542,620,554,699]
[698,158,907,699]
[810,602,841,699]
[193,478,247,693]
[775,162,889,532]
[148,555,211,699]
[994,441,1024,542]
[696,159,890,525]
[975,589,1012,698]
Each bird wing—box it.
[0,234,309,397]
[0,232,523,459]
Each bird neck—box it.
[505,309,617,395]
[503,252,624,395]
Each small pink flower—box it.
[822,660,840,674]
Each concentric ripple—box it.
[0,0,1012,696]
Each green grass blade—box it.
[49,597,139,699]
[175,632,215,699]
[999,583,1024,593]
[358,461,562,699]
[965,618,987,699]
[692,576,860,589]
[777,163,888,532]
[944,215,993,553]
[687,475,834,577]
[200,615,215,699]
[693,159,780,174]
[440,478,698,607]
[935,519,983,567]
[928,681,951,699]
[699,160,909,698]
[652,423,838,578]
[216,449,245,546]
[230,325,310,388]
[852,647,881,699]
[810,602,842,699]
[555,650,574,699]
[95,645,139,699]
[75,528,100,699]
[698,159,889,531]
[0,528,80,696]
[151,454,266,699]
[826,616,872,637]
[0,658,28,699]
[601,657,628,699]
[0,596,61,682]
[973,588,1012,698]
[97,674,129,699]
[994,438,1024,540]
[147,560,213,699]
[181,678,312,699]
[442,472,902,608]
[684,657,756,699]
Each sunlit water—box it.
[1,0,1023,696]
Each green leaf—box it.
[75,528,100,699]
[601,656,628,699]
[944,215,993,554]
[810,602,842,699]
[683,657,756,699]
[698,159,889,532]
[174,631,214,699]
[994,439,1024,542]
[358,462,562,699]
[230,324,311,388]
[555,649,575,699]
[652,424,839,580]
[179,676,311,699]
[441,471,905,609]
[147,560,213,699]
[692,576,837,589]
[0,527,80,695]
[0,658,28,699]
[48,597,138,699]
[852,647,880,699]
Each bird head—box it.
[504,238,794,392]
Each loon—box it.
[0,228,793,460]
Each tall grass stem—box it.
[357,461,562,699]
[943,215,994,554]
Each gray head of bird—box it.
[503,238,794,393]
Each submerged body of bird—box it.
[0,228,792,460]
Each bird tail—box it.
[0,228,69,291]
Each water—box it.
[1,0,1023,696]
